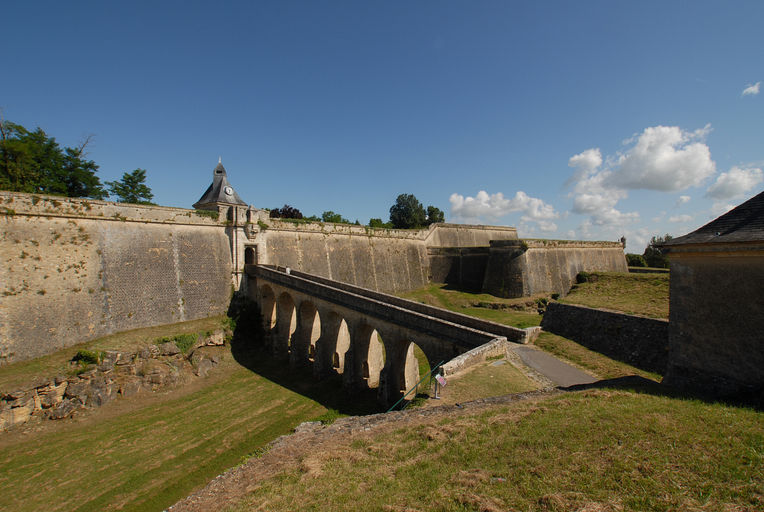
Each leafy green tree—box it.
[389,193,427,229]
[106,169,154,204]
[369,218,392,229]
[426,205,445,225]
[643,234,673,268]
[626,253,647,267]
[321,211,350,224]
[0,120,105,198]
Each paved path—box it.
[510,345,598,388]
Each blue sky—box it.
[4,1,763,251]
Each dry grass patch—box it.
[561,272,669,319]
[231,390,763,512]
[423,357,539,406]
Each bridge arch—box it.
[349,323,386,390]
[258,284,277,333]
[274,292,297,357]
[290,300,321,366]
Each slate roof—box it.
[664,189,764,246]
[193,161,247,208]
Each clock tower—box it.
[193,158,247,211]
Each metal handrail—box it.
[386,360,445,413]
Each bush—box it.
[626,253,647,267]
[155,333,198,354]
[73,349,102,365]
[576,271,597,284]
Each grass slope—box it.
[233,390,763,512]
[0,360,329,512]
[561,272,669,319]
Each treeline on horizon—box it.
[269,193,445,230]
[0,119,445,227]
[0,119,153,204]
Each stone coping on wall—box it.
[262,220,518,242]
[522,239,625,249]
[0,191,224,226]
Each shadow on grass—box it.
[562,375,763,411]
[227,294,384,417]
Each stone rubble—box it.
[0,329,230,431]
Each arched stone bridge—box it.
[244,265,528,404]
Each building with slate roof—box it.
[662,189,764,396]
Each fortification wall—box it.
[255,222,518,294]
[483,240,627,298]
[427,247,490,291]
[0,192,231,365]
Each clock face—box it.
[224,186,233,196]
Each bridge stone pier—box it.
[244,265,527,405]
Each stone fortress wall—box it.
[1,191,626,365]
[0,192,232,364]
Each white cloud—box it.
[675,195,691,206]
[668,214,693,223]
[567,124,714,232]
[449,190,558,231]
[706,166,763,200]
[607,125,715,192]
[742,81,761,96]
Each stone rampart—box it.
[483,240,627,298]
[427,247,490,291]
[256,222,518,294]
[540,302,668,374]
[0,192,231,365]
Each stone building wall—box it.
[0,192,231,365]
[663,247,764,395]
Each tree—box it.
[389,193,427,229]
[625,253,647,267]
[106,169,154,204]
[426,205,445,225]
[369,218,392,229]
[0,119,105,198]
[642,234,673,268]
[321,211,350,224]
[269,204,303,219]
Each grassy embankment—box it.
[0,318,380,512]
[561,271,670,319]
[232,389,764,512]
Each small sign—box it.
[435,374,447,387]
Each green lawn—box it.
[232,390,764,512]
[0,326,382,512]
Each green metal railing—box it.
[386,360,445,413]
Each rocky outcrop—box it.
[0,330,229,431]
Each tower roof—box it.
[193,159,247,209]
[664,189,764,247]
